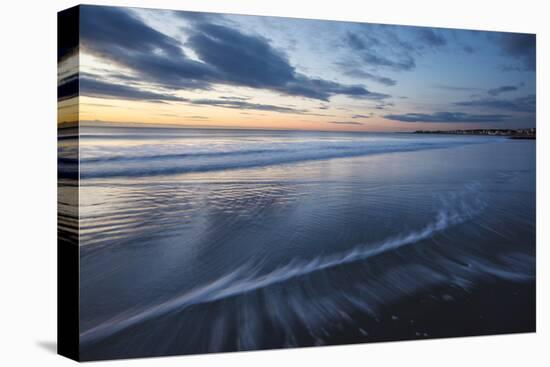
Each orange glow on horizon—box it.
[77,96,426,132]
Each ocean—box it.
[65,126,535,360]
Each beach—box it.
[71,127,535,360]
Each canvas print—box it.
[57,5,536,361]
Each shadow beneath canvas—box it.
[36,340,57,354]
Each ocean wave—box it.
[80,184,496,344]
[79,148,285,163]
[79,139,483,178]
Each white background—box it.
[0,0,547,365]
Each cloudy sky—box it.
[58,5,536,131]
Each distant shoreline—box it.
[413,128,536,140]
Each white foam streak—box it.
[80,201,474,344]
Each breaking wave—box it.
[80,184,496,344]
[75,129,495,178]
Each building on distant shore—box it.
[414,128,535,138]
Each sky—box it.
[58,5,536,131]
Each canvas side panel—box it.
[57,5,80,362]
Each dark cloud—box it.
[345,31,384,50]
[81,7,181,56]
[78,76,326,115]
[416,28,447,47]
[105,73,142,82]
[379,26,416,52]
[463,45,475,54]
[345,32,416,71]
[58,6,79,62]
[343,26,447,74]
[346,32,369,50]
[218,96,251,101]
[455,94,535,113]
[188,23,387,101]
[171,9,221,24]
[80,77,186,102]
[494,33,536,71]
[190,98,307,114]
[187,22,295,88]
[361,51,415,71]
[80,6,213,90]
[384,111,508,123]
[58,75,78,102]
[328,121,365,125]
[79,5,386,102]
[487,85,518,96]
[282,74,388,100]
[433,84,479,92]
[374,101,395,110]
[352,114,371,119]
[58,7,79,101]
[342,68,397,86]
